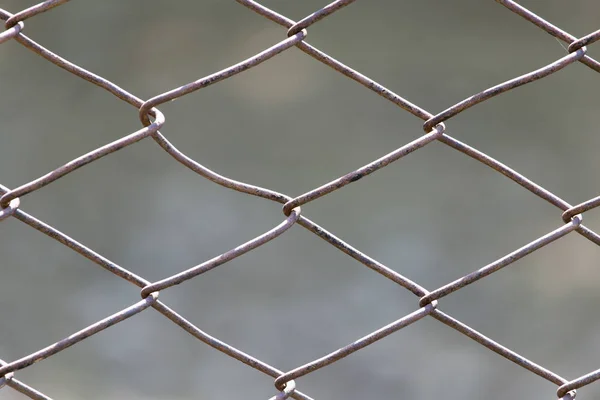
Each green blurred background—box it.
[1,0,600,399]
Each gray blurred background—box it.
[1,0,600,399]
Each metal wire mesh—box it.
[2,0,600,399]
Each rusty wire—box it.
[1,0,600,399]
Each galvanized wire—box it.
[0,0,599,399]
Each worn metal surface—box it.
[1,0,599,399]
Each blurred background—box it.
[1,0,600,399]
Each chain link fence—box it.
[1,0,600,399]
